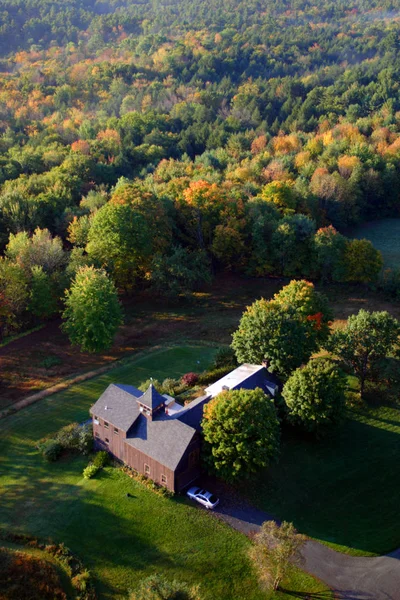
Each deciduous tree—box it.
[202,387,280,481]
[327,310,400,398]
[282,359,347,434]
[62,266,122,353]
[231,298,320,376]
[249,521,305,591]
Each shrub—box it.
[39,356,62,369]
[139,378,161,392]
[181,372,198,386]
[42,440,63,462]
[161,377,180,395]
[56,423,80,450]
[83,464,99,479]
[78,424,93,455]
[213,347,237,369]
[93,451,109,468]
[72,569,91,592]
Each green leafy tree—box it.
[282,359,347,434]
[249,521,306,591]
[271,214,316,276]
[0,258,29,337]
[129,574,201,600]
[344,239,383,283]
[273,279,333,345]
[313,225,347,282]
[62,266,122,353]
[202,388,280,482]
[231,299,319,376]
[6,228,65,274]
[149,246,211,298]
[29,265,58,319]
[261,180,297,212]
[327,309,400,398]
[86,202,152,289]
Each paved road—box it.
[196,476,400,600]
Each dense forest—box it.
[0,0,399,343]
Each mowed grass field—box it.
[245,401,400,557]
[0,344,331,600]
[348,218,400,268]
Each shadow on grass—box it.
[0,463,172,599]
[242,412,400,555]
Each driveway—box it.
[195,476,400,600]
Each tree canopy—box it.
[282,359,347,434]
[327,309,400,398]
[202,387,280,482]
[62,266,122,353]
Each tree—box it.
[271,215,316,276]
[6,228,65,274]
[86,202,152,289]
[29,265,58,319]
[202,388,280,482]
[273,280,333,345]
[62,266,122,353]
[149,246,211,298]
[344,239,383,283]
[313,226,347,282]
[129,574,201,600]
[249,521,306,591]
[261,180,297,212]
[231,299,320,377]
[282,359,347,434]
[0,258,28,337]
[327,310,400,398]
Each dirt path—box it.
[1,275,398,409]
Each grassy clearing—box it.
[347,218,400,268]
[244,400,400,556]
[0,344,330,600]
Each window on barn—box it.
[114,427,119,435]
[95,432,100,438]
[105,438,109,444]
[144,464,150,475]
[161,474,167,485]
[104,421,109,429]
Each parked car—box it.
[187,487,219,509]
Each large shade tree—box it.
[202,387,280,482]
[273,279,333,345]
[327,309,400,398]
[62,266,122,353]
[231,292,323,377]
[282,359,347,434]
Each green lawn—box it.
[347,218,400,268]
[0,345,330,600]
[244,402,400,556]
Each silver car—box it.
[187,486,219,509]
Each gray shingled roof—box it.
[175,394,211,431]
[125,414,196,471]
[89,383,142,432]
[139,383,166,410]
